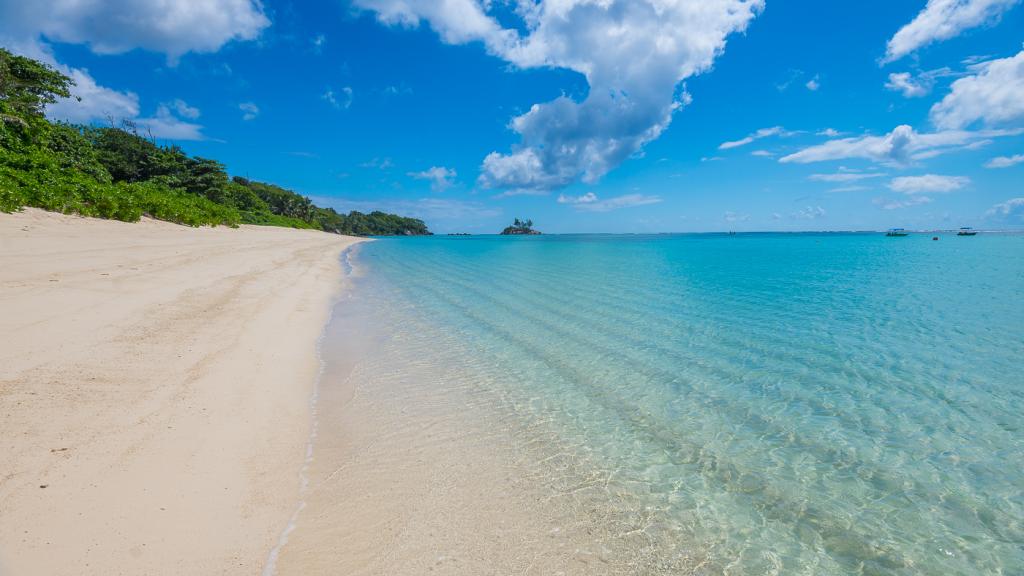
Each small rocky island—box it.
[501,218,542,235]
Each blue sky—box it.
[2,0,1023,232]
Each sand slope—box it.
[0,209,362,575]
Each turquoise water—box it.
[340,233,1023,575]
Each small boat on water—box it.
[886,228,909,237]
[957,227,978,236]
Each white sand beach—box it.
[0,208,362,575]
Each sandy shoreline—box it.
[0,208,362,575]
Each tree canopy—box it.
[0,50,73,118]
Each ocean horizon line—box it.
[421,228,1024,236]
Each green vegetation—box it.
[0,48,429,235]
[501,217,540,235]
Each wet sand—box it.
[272,278,693,575]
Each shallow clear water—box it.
[339,233,1023,575]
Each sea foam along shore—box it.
[0,208,363,575]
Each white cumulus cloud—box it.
[360,157,393,170]
[883,0,1020,63]
[50,89,203,140]
[354,0,517,52]
[719,126,788,150]
[884,68,958,98]
[887,174,970,194]
[779,124,1020,165]
[43,68,202,141]
[239,101,260,121]
[0,0,269,63]
[135,103,205,140]
[557,192,660,212]
[986,197,1024,218]
[874,195,934,210]
[46,66,140,123]
[323,86,353,109]
[408,166,458,191]
[793,205,826,219]
[557,192,599,204]
[169,98,200,119]
[3,0,268,136]
[886,72,928,98]
[985,153,1024,167]
[930,50,1024,129]
[356,0,764,192]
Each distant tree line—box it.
[0,48,429,235]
